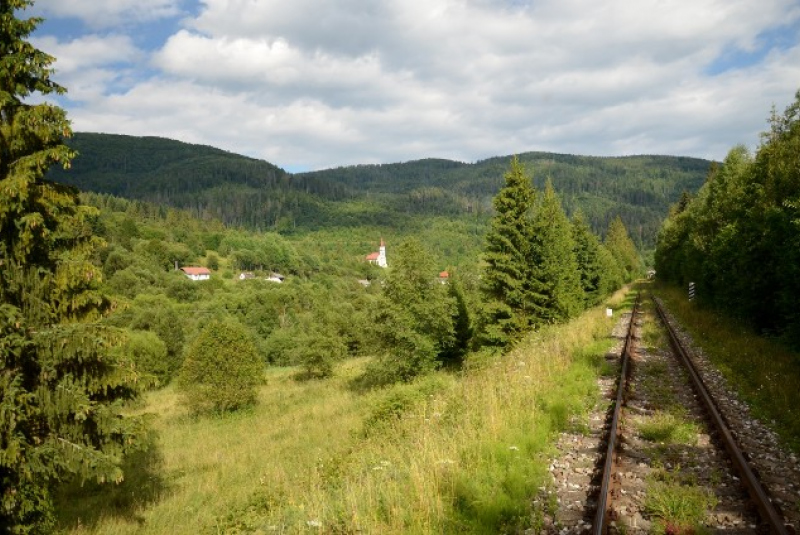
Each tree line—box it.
[655,91,800,347]
[49,135,709,249]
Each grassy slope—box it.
[55,292,631,534]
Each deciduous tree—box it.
[368,239,455,382]
[178,319,263,415]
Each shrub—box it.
[121,330,169,387]
[178,319,264,415]
[291,324,348,379]
[206,252,220,271]
[263,326,303,365]
[128,294,186,380]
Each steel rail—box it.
[593,293,639,535]
[653,298,790,535]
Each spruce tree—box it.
[571,210,611,307]
[1,2,145,531]
[438,270,473,367]
[479,157,536,347]
[527,179,583,325]
[605,216,642,283]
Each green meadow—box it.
[55,292,630,534]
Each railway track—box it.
[540,292,800,535]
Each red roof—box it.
[439,271,449,278]
[365,252,380,261]
[181,267,211,275]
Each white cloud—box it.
[32,0,182,28]
[32,34,141,73]
[31,34,143,102]
[33,0,800,170]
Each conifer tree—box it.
[479,157,536,347]
[605,216,642,283]
[1,2,145,531]
[527,179,583,324]
[438,270,473,367]
[571,210,612,307]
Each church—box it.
[365,238,387,268]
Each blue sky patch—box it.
[706,22,799,75]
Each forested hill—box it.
[49,132,712,247]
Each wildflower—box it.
[509,445,519,451]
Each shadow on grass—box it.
[53,433,168,530]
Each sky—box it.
[27,0,800,172]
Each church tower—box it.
[377,238,387,268]
[365,238,388,268]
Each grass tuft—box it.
[639,411,700,445]
[645,470,717,535]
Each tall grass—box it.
[55,291,630,534]
[653,283,800,453]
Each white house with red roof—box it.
[365,238,387,268]
[180,266,211,281]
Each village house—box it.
[365,238,388,268]
[266,272,285,283]
[181,266,211,281]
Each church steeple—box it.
[365,238,388,268]
[377,238,387,268]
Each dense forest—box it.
[48,133,711,249]
[655,90,800,348]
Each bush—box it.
[262,326,302,365]
[128,294,186,380]
[178,319,264,415]
[291,324,348,378]
[121,330,169,387]
[206,252,220,271]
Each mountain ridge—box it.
[48,132,712,247]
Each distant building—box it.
[365,238,388,268]
[438,270,449,284]
[181,267,211,281]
